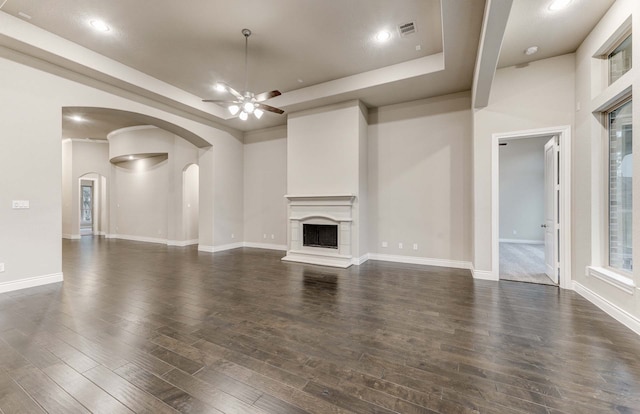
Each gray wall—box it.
[368,92,472,262]
[473,54,576,271]
[243,126,288,248]
[0,53,244,288]
[573,0,640,319]
[499,136,549,242]
[62,140,110,238]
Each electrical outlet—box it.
[0,263,4,272]
[413,243,418,250]
[398,242,403,249]
[271,234,274,239]
[513,230,517,235]
[263,234,267,239]
[381,241,388,248]
[231,233,235,239]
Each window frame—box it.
[607,32,632,86]
[604,96,633,276]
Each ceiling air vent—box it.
[397,21,417,37]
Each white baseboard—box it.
[198,242,244,253]
[95,231,106,236]
[167,239,199,247]
[108,234,168,244]
[243,242,287,251]
[0,273,63,294]
[352,253,369,265]
[499,239,544,245]
[470,265,499,281]
[573,281,640,336]
[62,234,81,240]
[368,253,471,270]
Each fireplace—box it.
[303,224,338,249]
[282,194,355,268]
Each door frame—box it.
[492,125,572,289]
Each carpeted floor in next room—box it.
[499,242,556,285]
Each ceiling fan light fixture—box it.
[239,111,249,121]
[214,83,226,92]
[228,105,240,115]
[254,108,264,119]
[243,102,255,113]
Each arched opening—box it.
[62,107,212,247]
[182,164,200,243]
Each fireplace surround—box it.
[282,194,355,268]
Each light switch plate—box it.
[0,263,4,272]
[12,200,29,209]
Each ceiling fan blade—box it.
[257,103,285,114]
[226,85,244,100]
[202,99,236,103]
[254,90,282,102]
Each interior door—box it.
[543,137,559,284]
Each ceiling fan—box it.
[203,28,284,121]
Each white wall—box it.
[287,100,368,258]
[369,92,472,263]
[499,136,549,242]
[183,164,199,241]
[108,127,200,243]
[473,54,576,272]
[61,140,73,238]
[113,157,170,241]
[243,126,287,248]
[288,101,363,195]
[573,0,640,320]
[0,54,243,289]
[64,141,110,238]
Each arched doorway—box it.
[78,173,108,237]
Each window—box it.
[609,34,632,85]
[81,185,93,225]
[608,100,632,271]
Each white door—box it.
[543,137,559,284]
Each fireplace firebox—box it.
[303,224,338,249]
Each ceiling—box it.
[498,0,615,68]
[0,0,618,139]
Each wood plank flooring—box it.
[0,237,639,413]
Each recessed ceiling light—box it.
[128,155,134,160]
[89,19,110,32]
[375,30,392,42]
[548,0,572,11]
[214,83,226,92]
[524,46,539,55]
[69,115,85,122]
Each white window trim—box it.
[589,18,633,284]
[586,266,635,295]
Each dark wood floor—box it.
[0,238,639,413]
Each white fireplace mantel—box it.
[282,194,356,268]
